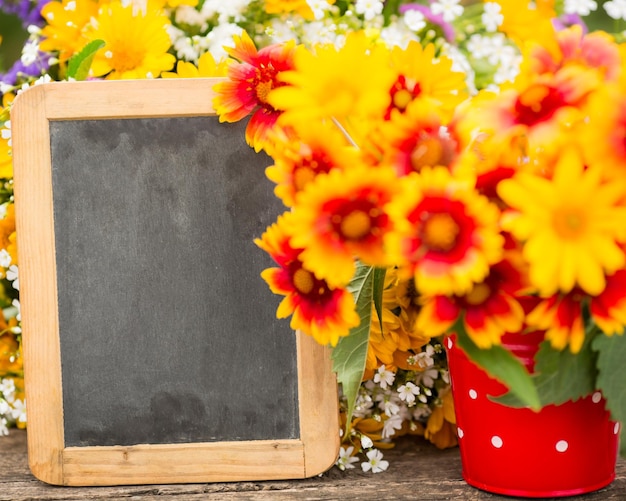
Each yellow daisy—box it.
[269,31,396,139]
[39,0,100,62]
[89,1,176,79]
[161,52,229,78]
[387,41,468,121]
[498,147,626,296]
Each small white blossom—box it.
[12,298,21,323]
[382,414,403,438]
[0,417,8,436]
[206,23,244,61]
[380,21,418,49]
[1,121,11,148]
[0,379,16,401]
[403,9,427,32]
[6,265,18,291]
[430,0,464,22]
[482,2,503,32]
[336,446,360,470]
[0,249,11,268]
[398,382,420,405]
[355,0,384,21]
[419,368,439,388]
[373,365,395,389]
[604,0,626,19]
[307,0,333,20]
[21,40,40,66]
[564,0,597,16]
[360,433,374,449]
[380,396,400,417]
[361,449,389,473]
[11,398,26,424]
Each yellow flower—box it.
[161,52,229,78]
[89,0,176,79]
[0,203,17,267]
[387,41,468,121]
[494,0,559,59]
[498,147,626,296]
[269,31,396,137]
[424,388,457,449]
[40,0,100,62]
[264,0,316,19]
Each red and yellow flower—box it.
[255,212,359,347]
[289,165,400,288]
[417,258,526,348]
[386,166,504,296]
[213,31,297,152]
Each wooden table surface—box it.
[1,429,625,500]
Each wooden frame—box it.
[10,79,339,486]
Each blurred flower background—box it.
[0,0,623,471]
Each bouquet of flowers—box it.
[1,0,625,472]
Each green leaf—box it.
[67,40,105,81]
[332,263,374,435]
[372,267,386,334]
[455,324,541,410]
[593,332,626,457]
[495,328,598,408]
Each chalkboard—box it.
[11,79,339,486]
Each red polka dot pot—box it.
[445,333,620,498]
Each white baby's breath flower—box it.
[604,0,626,19]
[373,365,395,389]
[355,0,384,21]
[419,368,439,388]
[336,446,360,470]
[21,40,40,66]
[398,382,420,405]
[482,2,503,32]
[403,9,427,32]
[361,449,389,473]
[1,121,11,148]
[206,23,244,60]
[360,433,374,449]
[12,298,21,322]
[0,249,11,268]
[6,264,18,291]
[430,0,464,22]
[11,398,26,424]
[0,417,8,436]
[564,0,597,15]
[0,379,16,400]
[382,414,403,438]
[380,21,418,49]
[307,0,333,20]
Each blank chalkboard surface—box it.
[11,79,339,486]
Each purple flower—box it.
[552,13,589,34]
[399,3,456,43]
[0,0,50,28]
[0,51,50,92]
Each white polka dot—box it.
[469,389,478,399]
[457,427,464,438]
[615,423,621,435]
[556,440,569,452]
[592,392,602,404]
[447,337,453,350]
[491,436,503,448]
